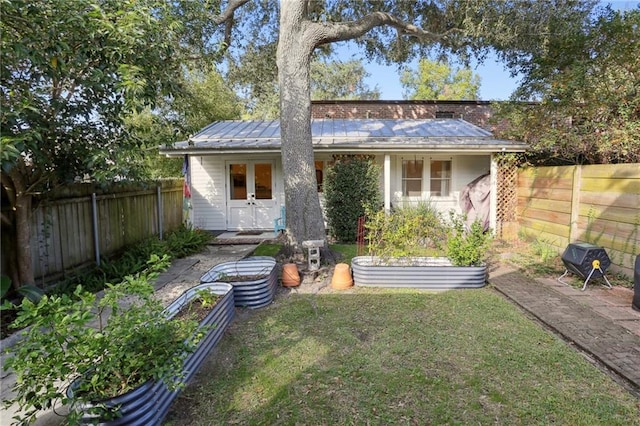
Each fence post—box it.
[91,193,101,266]
[569,165,582,243]
[157,184,164,240]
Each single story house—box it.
[160,106,527,233]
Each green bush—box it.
[446,214,493,266]
[324,157,382,242]
[365,202,447,259]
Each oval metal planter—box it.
[67,282,234,426]
[351,256,487,289]
[201,256,278,309]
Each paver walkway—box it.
[490,265,640,396]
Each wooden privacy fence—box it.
[517,163,640,277]
[29,179,183,284]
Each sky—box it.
[338,0,639,101]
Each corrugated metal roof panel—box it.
[164,118,527,153]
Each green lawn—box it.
[165,288,640,425]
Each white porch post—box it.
[384,154,391,212]
[489,153,498,231]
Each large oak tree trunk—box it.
[276,2,326,247]
[4,167,35,288]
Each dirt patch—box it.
[173,295,222,323]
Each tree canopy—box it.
[126,67,243,178]
[311,60,381,101]
[495,6,640,165]
[228,56,381,119]
[1,0,218,286]
[401,59,481,100]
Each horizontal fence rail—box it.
[517,163,640,277]
[26,180,184,285]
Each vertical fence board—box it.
[18,180,183,286]
[517,163,640,277]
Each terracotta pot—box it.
[331,263,353,290]
[282,263,301,287]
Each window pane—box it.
[402,160,423,196]
[403,160,422,178]
[430,160,451,196]
[230,164,247,200]
[254,163,272,199]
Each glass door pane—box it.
[254,163,273,199]
[229,163,247,200]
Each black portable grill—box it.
[558,243,612,291]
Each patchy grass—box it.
[253,243,283,257]
[498,238,633,289]
[329,244,358,264]
[165,289,640,425]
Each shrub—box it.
[54,225,210,295]
[446,213,493,267]
[365,202,447,259]
[324,157,382,242]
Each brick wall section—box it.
[311,100,507,132]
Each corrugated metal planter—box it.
[67,282,234,426]
[351,256,487,289]
[201,256,277,309]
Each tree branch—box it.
[212,0,250,25]
[308,11,460,48]
[212,0,250,52]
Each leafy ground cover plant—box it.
[3,255,211,425]
[55,225,211,295]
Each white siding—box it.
[190,156,226,230]
[189,152,490,230]
[455,155,491,191]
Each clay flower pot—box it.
[331,263,353,290]
[282,263,301,287]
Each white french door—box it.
[226,161,277,230]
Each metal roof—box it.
[160,118,528,154]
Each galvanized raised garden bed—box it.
[351,256,487,289]
[201,256,278,309]
[68,282,235,426]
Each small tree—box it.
[401,59,481,100]
[324,157,382,243]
